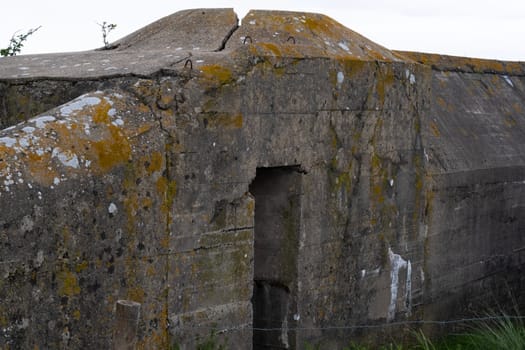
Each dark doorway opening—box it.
[249,166,302,350]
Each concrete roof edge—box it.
[395,50,525,76]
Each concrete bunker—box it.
[1,7,525,350]
[249,166,302,349]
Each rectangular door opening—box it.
[249,166,302,350]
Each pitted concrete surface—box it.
[0,9,239,79]
[113,8,239,52]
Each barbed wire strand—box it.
[168,315,525,333]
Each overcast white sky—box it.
[1,0,525,61]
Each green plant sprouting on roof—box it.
[98,21,117,49]
[1,26,41,57]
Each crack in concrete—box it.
[214,15,240,52]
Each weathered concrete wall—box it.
[401,51,525,326]
[0,8,525,349]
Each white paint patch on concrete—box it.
[60,96,101,117]
[503,75,514,87]
[337,71,344,85]
[20,215,34,232]
[0,137,17,147]
[387,248,412,322]
[35,250,44,267]
[112,119,124,126]
[405,260,412,316]
[22,126,36,134]
[33,116,56,129]
[51,148,80,169]
[18,137,30,148]
[108,203,118,215]
[338,42,351,52]
[370,267,381,276]
[406,69,416,84]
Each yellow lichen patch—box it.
[156,176,168,198]
[491,75,502,85]
[205,113,243,129]
[147,151,163,174]
[157,93,174,109]
[92,99,112,124]
[140,306,170,349]
[436,97,448,109]
[75,260,89,273]
[123,192,140,223]
[0,309,7,328]
[335,171,352,194]
[91,125,132,172]
[199,64,233,85]
[146,264,157,277]
[50,122,87,147]
[367,50,388,61]
[131,79,158,105]
[73,309,81,320]
[0,144,16,158]
[156,176,177,216]
[369,153,387,205]
[504,116,517,127]
[160,236,170,249]
[257,42,282,57]
[303,15,350,50]
[247,199,255,218]
[141,197,153,210]
[414,155,424,192]
[127,286,145,303]
[396,50,525,75]
[429,121,441,137]
[375,67,395,106]
[124,123,154,139]
[304,16,331,34]
[340,59,368,78]
[138,104,151,114]
[57,269,81,297]
[26,152,58,187]
[505,62,525,75]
